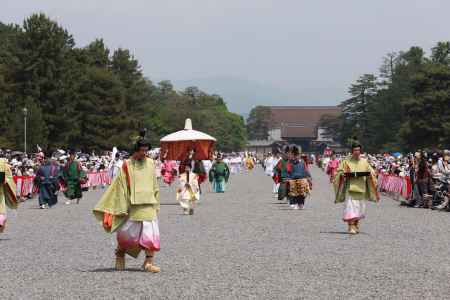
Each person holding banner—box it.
[334,143,379,234]
[0,156,18,233]
[93,129,161,273]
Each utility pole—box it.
[23,107,28,154]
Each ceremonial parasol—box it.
[160,119,216,161]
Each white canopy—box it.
[160,119,216,142]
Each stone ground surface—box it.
[1,166,450,299]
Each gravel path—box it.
[1,166,450,299]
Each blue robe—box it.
[36,162,59,207]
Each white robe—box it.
[177,172,200,210]
[265,157,279,177]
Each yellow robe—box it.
[93,158,160,233]
[0,158,18,232]
[334,156,379,203]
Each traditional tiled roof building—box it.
[247,106,341,154]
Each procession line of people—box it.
[271,145,312,210]
[1,134,383,275]
[267,142,379,235]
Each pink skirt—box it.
[343,196,366,222]
[117,219,160,253]
[0,214,6,228]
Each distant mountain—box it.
[152,76,341,118]
[171,76,293,116]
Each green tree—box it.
[318,114,344,143]
[17,13,76,148]
[339,74,378,147]
[0,13,248,152]
[85,39,110,68]
[431,41,450,65]
[400,54,450,149]
[246,106,271,140]
[111,48,156,140]
[76,67,128,151]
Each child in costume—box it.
[177,162,200,215]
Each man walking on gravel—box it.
[62,150,86,205]
[93,129,161,273]
[334,143,379,234]
[273,145,291,202]
[209,154,230,193]
[0,155,18,233]
[286,146,312,210]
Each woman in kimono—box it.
[161,159,177,186]
[326,152,340,183]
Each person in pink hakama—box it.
[93,129,161,273]
[0,156,18,233]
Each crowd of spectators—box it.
[319,149,450,211]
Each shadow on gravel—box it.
[168,213,195,216]
[160,203,180,206]
[319,231,351,235]
[320,231,371,236]
[0,238,11,241]
[84,268,144,273]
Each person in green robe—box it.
[62,150,86,204]
[93,129,161,273]
[273,145,291,201]
[334,143,379,234]
[209,154,230,193]
[0,156,18,233]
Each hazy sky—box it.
[2,1,449,113]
